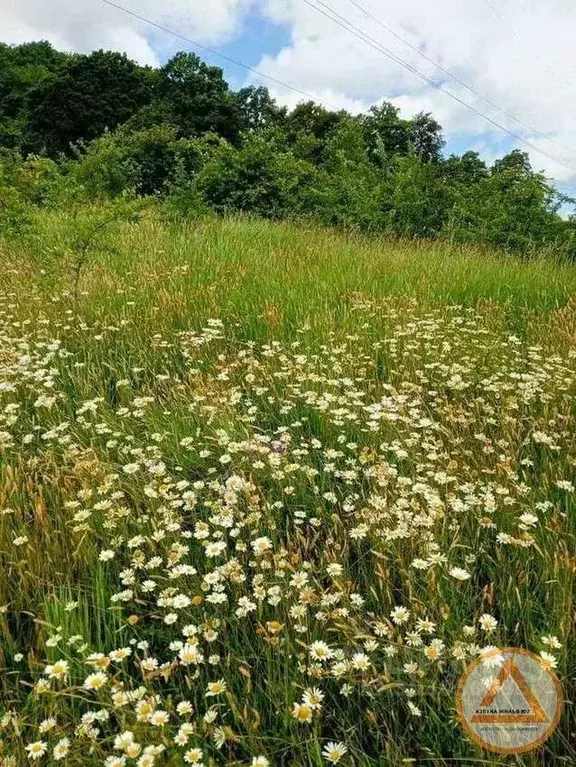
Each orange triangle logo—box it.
[470,657,549,725]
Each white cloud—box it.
[0,0,255,66]
[255,0,576,181]
[2,0,576,181]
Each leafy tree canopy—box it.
[24,50,155,156]
[0,40,574,257]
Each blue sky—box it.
[2,0,576,209]
[147,6,291,85]
[154,3,576,211]
[207,8,292,87]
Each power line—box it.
[339,0,576,160]
[483,0,504,20]
[305,0,576,173]
[481,0,574,100]
[98,0,342,111]
[100,0,576,176]
[299,0,576,176]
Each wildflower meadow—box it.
[0,213,574,765]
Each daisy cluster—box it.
[0,294,573,765]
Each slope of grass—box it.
[0,212,573,766]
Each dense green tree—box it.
[492,148,533,175]
[444,150,563,251]
[409,112,445,163]
[23,50,155,156]
[0,147,63,234]
[158,52,241,142]
[362,103,411,163]
[193,132,317,218]
[284,102,346,163]
[0,40,66,69]
[388,152,451,238]
[0,42,70,148]
[70,124,213,198]
[442,151,488,186]
[363,106,444,164]
[236,86,286,133]
[311,118,387,229]
[120,99,177,133]
[286,102,344,139]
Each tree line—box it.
[1,40,575,255]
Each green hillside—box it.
[0,214,573,765]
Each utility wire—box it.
[300,0,576,175]
[100,0,576,175]
[339,0,576,159]
[483,0,504,20]
[481,0,574,100]
[99,0,343,111]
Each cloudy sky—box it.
[2,0,576,193]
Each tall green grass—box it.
[0,210,573,766]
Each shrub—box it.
[192,133,318,218]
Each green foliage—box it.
[0,40,575,257]
[161,135,226,220]
[442,150,489,187]
[158,52,241,143]
[70,124,177,199]
[23,49,155,156]
[310,118,388,229]
[409,111,445,163]
[192,132,318,218]
[444,150,566,252]
[0,148,62,236]
[236,85,287,132]
[283,102,347,163]
[0,41,70,149]
[362,103,408,165]
[58,125,216,202]
[0,180,30,238]
[363,105,445,166]
[388,152,451,238]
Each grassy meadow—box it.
[0,211,574,765]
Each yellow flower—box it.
[206,679,227,697]
[292,703,313,722]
